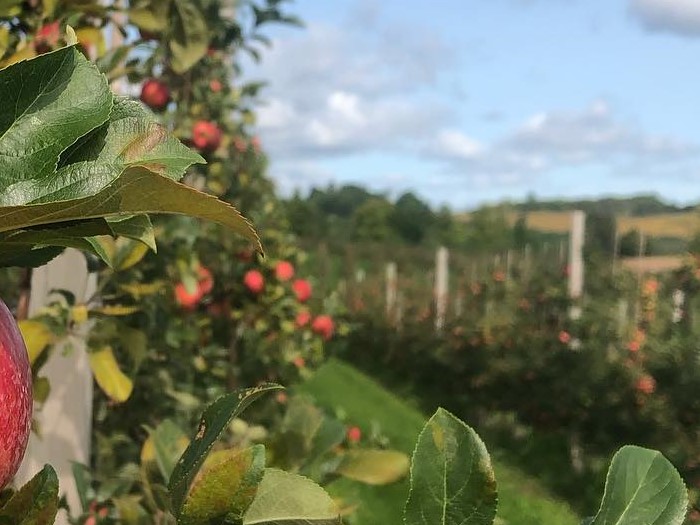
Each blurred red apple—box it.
[209,79,223,93]
[192,121,223,153]
[174,265,214,310]
[296,310,311,328]
[140,79,170,112]
[346,426,361,444]
[292,279,311,303]
[0,298,32,489]
[275,261,294,282]
[244,270,265,294]
[34,21,60,54]
[312,315,335,341]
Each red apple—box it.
[175,283,202,310]
[209,79,223,93]
[244,270,265,294]
[0,298,32,490]
[197,266,214,295]
[34,21,61,54]
[311,315,335,341]
[275,261,295,282]
[174,266,214,310]
[636,375,656,395]
[140,79,170,112]
[346,426,361,444]
[292,279,312,303]
[192,121,222,153]
[296,310,311,328]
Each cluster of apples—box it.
[243,261,335,341]
[140,79,223,153]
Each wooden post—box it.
[505,250,513,282]
[568,211,586,319]
[16,250,97,525]
[385,262,397,323]
[435,247,449,332]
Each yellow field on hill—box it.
[461,210,700,239]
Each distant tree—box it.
[351,198,394,242]
[585,212,616,256]
[308,185,374,218]
[618,229,651,257]
[390,192,436,244]
[285,192,326,238]
[513,214,530,249]
[463,206,512,253]
[429,205,462,247]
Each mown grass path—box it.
[298,358,580,525]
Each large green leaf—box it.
[168,384,282,518]
[0,215,156,268]
[404,408,497,525]
[0,465,59,524]
[0,46,112,207]
[58,97,203,185]
[242,468,341,525]
[0,44,260,263]
[0,167,262,252]
[170,0,209,73]
[180,446,266,525]
[589,445,688,525]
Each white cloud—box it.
[629,0,700,36]
[433,130,483,160]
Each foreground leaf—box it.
[0,167,262,252]
[0,46,111,207]
[404,408,497,525]
[168,384,282,517]
[589,445,687,525]
[337,449,409,485]
[180,446,266,525]
[242,469,341,525]
[0,465,59,524]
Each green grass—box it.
[297,358,581,525]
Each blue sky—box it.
[245,0,700,210]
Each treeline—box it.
[283,185,698,257]
[515,194,691,217]
[283,185,557,254]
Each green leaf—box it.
[59,97,204,185]
[106,214,156,252]
[242,469,341,525]
[0,46,112,207]
[180,446,266,525]
[129,0,172,32]
[0,465,59,524]
[337,450,409,486]
[589,445,688,525]
[170,0,209,73]
[404,408,497,525]
[0,167,262,253]
[150,420,190,484]
[168,384,282,517]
